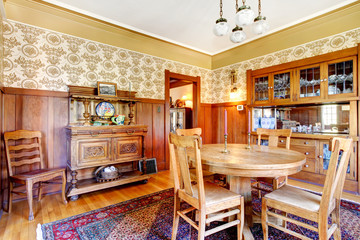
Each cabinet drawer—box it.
[290,145,316,159]
[114,137,142,161]
[302,158,316,173]
[291,139,316,146]
[77,139,112,167]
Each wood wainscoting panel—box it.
[152,103,165,171]
[136,102,154,160]
[211,102,247,144]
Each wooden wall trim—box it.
[3,87,69,98]
[137,98,165,104]
[211,101,247,107]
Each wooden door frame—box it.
[164,69,201,169]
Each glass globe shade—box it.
[252,18,270,34]
[230,29,246,43]
[235,7,255,26]
[213,20,230,36]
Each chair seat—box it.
[192,182,240,206]
[11,168,65,181]
[190,168,215,180]
[265,185,326,212]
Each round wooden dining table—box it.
[196,143,306,240]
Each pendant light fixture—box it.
[252,0,269,34]
[235,0,255,27]
[230,0,246,43]
[213,0,230,36]
[213,0,269,43]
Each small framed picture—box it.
[97,82,117,97]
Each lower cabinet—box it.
[66,125,149,200]
[252,133,358,193]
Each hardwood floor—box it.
[0,171,174,240]
[0,170,359,240]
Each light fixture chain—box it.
[258,0,262,15]
[220,0,223,18]
[242,0,246,6]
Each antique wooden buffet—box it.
[66,86,149,200]
[247,45,360,194]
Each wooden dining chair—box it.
[4,130,68,221]
[252,128,292,197]
[261,137,352,240]
[175,128,215,182]
[169,133,244,240]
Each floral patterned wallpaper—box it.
[2,19,360,103]
[2,20,213,102]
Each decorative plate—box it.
[95,101,115,117]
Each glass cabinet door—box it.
[254,75,269,102]
[299,65,321,99]
[327,58,355,96]
[273,71,291,101]
[319,140,356,180]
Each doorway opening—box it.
[164,70,201,169]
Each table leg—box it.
[229,176,254,240]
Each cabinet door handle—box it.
[127,130,135,135]
[90,131,100,137]
[280,140,284,143]
[304,141,309,145]
[305,152,309,155]
[305,164,309,168]
[318,155,323,158]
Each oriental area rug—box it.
[38,188,360,240]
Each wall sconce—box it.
[230,70,238,99]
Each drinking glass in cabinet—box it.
[299,67,321,98]
[254,76,269,101]
[274,72,291,100]
[328,60,353,95]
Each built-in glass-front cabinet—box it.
[297,56,357,101]
[248,46,360,194]
[251,55,357,105]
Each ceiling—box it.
[41,0,357,55]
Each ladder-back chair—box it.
[261,137,353,240]
[252,128,292,196]
[4,130,67,220]
[175,128,215,182]
[169,133,244,240]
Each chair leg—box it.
[8,182,13,213]
[272,178,279,190]
[37,182,42,201]
[61,171,68,204]
[26,180,34,221]
[197,210,206,240]
[261,198,269,240]
[331,207,341,240]
[171,195,181,240]
[237,196,244,240]
[257,182,261,197]
[318,215,328,240]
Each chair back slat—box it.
[169,133,203,201]
[9,143,40,151]
[176,128,202,136]
[257,128,292,149]
[4,130,44,177]
[320,137,352,215]
[11,158,41,167]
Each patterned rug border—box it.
[37,186,360,240]
[37,188,174,240]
